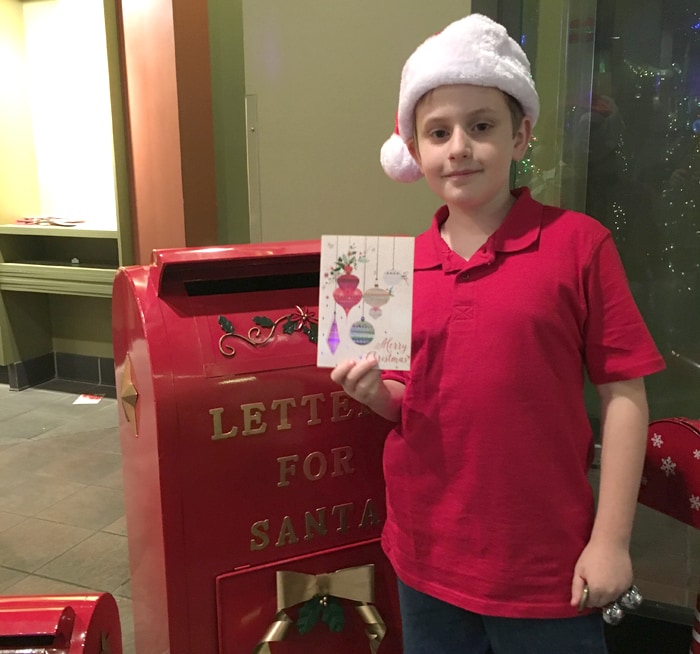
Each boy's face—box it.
[408,85,531,214]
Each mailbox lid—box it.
[0,605,74,642]
[149,241,322,378]
[152,240,320,268]
[152,240,320,297]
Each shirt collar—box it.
[415,187,543,271]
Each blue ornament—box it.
[349,319,375,346]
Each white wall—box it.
[242,1,473,242]
[23,0,117,228]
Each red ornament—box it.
[333,273,363,316]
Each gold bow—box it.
[253,564,386,653]
[276,565,374,609]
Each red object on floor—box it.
[0,593,122,653]
[638,418,700,528]
[637,418,700,654]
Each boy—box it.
[331,14,665,654]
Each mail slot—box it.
[0,593,122,653]
[112,242,403,653]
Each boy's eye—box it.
[473,122,492,132]
[429,128,449,140]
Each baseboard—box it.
[605,614,692,653]
[6,353,55,390]
[1,352,116,393]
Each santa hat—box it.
[380,13,540,183]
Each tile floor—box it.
[0,381,134,653]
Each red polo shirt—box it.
[381,187,665,618]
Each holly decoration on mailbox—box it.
[218,306,318,358]
[297,594,345,634]
[252,564,387,653]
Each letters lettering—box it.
[212,391,382,556]
[277,447,355,487]
[249,499,382,552]
[210,391,368,441]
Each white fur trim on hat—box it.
[380,133,423,183]
[381,13,540,183]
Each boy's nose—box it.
[449,128,471,159]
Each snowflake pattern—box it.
[639,421,700,529]
[661,456,677,477]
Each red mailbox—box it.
[112,242,402,653]
[0,593,122,653]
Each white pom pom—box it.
[380,133,423,183]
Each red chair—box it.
[638,417,700,653]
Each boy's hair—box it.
[505,93,527,135]
[381,14,539,183]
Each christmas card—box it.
[317,235,414,371]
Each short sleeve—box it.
[381,369,409,386]
[584,234,665,384]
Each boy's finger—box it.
[330,359,356,385]
[570,575,586,609]
[348,356,380,380]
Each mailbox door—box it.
[216,539,402,653]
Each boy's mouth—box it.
[443,169,481,178]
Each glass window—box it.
[515,0,700,616]
[518,0,700,419]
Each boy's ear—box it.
[512,117,533,161]
[406,138,422,165]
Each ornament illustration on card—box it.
[317,234,414,371]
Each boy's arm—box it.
[330,357,404,423]
[570,377,649,609]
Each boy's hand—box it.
[330,356,383,406]
[570,539,633,610]
[330,356,405,423]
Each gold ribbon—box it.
[252,564,387,653]
[276,565,375,609]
